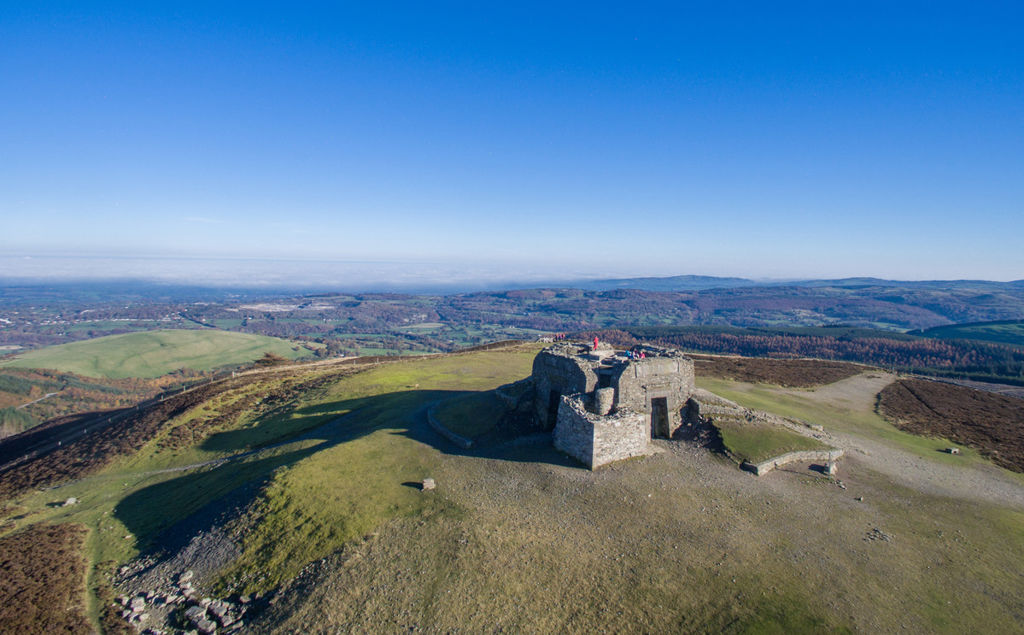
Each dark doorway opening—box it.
[547,390,562,429]
[651,397,669,438]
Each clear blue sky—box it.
[2,2,1022,282]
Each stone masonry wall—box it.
[552,396,594,467]
[744,449,845,476]
[554,395,651,469]
[532,345,597,429]
[614,355,695,436]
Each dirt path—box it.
[799,373,1024,509]
[16,391,61,409]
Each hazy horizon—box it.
[1,253,1021,294]
[2,4,1022,281]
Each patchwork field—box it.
[1,329,311,378]
[0,346,1022,633]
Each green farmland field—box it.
[919,320,1024,347]
[1,329,308,378]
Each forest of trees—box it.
[580,326,1024,385]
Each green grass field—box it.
[919,319,1024,347]
[1,329,309,378]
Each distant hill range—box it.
[570,275,1024,293]
[571,275,758,291]
[4,275,1024,382]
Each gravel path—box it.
[801,373,1024,509]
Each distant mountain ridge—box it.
[571,275,1024,293]
[571,275,757,292]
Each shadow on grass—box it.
[114,388,573,552]
[114,445,324,549]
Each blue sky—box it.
[1,2,1022,282]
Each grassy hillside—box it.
[1,329,309,378]
[918,319,1024,347]
[2,346,1023,633]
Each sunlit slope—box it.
[1,329,307,378]
[6,346,1023,633]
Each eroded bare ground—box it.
[252,435,1024,634]
[795,373,1024,509]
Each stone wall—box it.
[531,343,695,435]
[742,449,845,476]
[426,403,474,450]
[531,342,697,468]
[553,396,651,468]
[532,344,597,429]
[552,396,594,467]
[613,354,695,437]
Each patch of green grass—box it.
[712,416,828,464]
[11,345,543,601]
[1,329,309,378]
[0,406,38,436]
[0,373,43,395]
[433,391,504,438]
[920,319,1024,347]
[219,346,542,591]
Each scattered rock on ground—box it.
[866,528,893,542]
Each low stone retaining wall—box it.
[426,403,474,450]
[742,448,844,476]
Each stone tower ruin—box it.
[526,341,696,468]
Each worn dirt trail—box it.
[798,373,1024,509]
